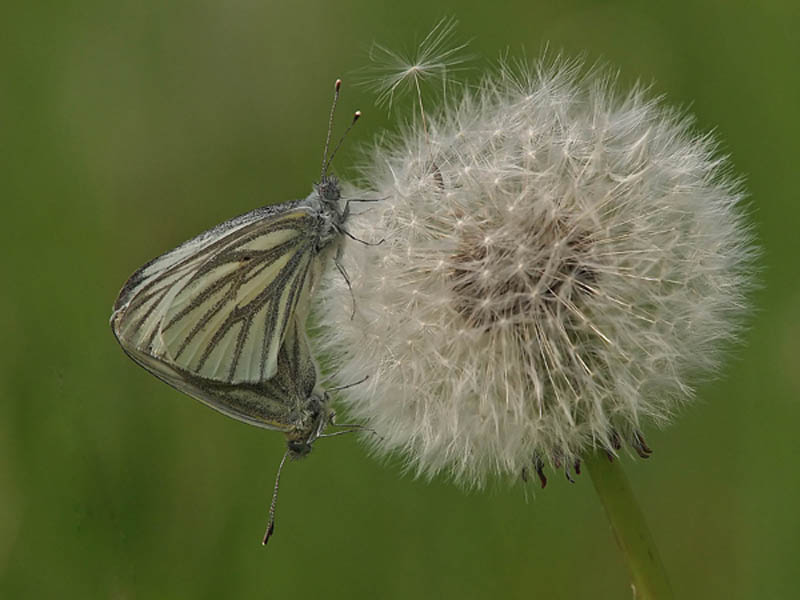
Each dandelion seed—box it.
[360,17,471,129]
[321,57,758,488]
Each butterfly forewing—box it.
[112,203,322,386]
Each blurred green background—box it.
[2,1,798,598]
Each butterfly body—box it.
[110,176,345,451]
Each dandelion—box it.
[317,39,760,596]
[317,57,757,489]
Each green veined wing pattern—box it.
[112,206,321,386]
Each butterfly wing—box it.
[111,202,322,387]
[121,311,320,432]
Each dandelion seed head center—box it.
[447,214,597,328]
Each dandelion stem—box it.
[585,452,673,599]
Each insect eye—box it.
[287,440,312,458]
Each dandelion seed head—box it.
[320,57,758,487]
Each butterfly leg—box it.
[333,256,357,320]
[326,416,382,442]
[317,428,362,439]
[343,195,385,217]
[326,374,369,392]
[308,409,382,442]
[341,228,385,246]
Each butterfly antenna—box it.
[320,79,342,182]
[262,449,290,546]
[322,110,361,178]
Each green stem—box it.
[585,452,673,599]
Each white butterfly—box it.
[110,175,345,410]
[110,80,369,544]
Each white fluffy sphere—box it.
[317,61,757,487]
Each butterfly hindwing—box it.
[118,312,320,433]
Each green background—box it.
[2,1,798,598]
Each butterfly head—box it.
[286,438,314,459]
[316,175,341,204]
[312,175,348,229]
[285,391,334,460]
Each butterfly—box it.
[110,79,370,544]
[109,173,347,407]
